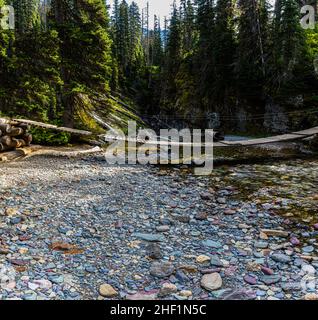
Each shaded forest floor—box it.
[0,156,317,300]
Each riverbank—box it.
[0,156,317,300]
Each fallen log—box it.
[22,133,33,146]
[0,124,12,134]
[0,135,12,146]
[7,127,25,137]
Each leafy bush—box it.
[29,127,71,146]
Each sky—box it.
[107,0,178,27]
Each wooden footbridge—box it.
[0,117,317,162]
[101,126,318,147]
[8,118,318,147]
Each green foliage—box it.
[1,0,317,145]
[29,127,71,145]
[159,0,318,127]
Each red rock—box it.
[10,259,28,266]
[201,268,221,274]
[224,209,236,215]
[19,235,31,241]
[261,266,274,275]
[195,212,208,220]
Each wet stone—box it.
[260,275,281,285]
[150,262,175,278]
[271,254,291,264]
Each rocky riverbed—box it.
[0,156,317,300]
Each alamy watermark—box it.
[300,5,317,29]
[102,121,214,175]
[0,5,14,30]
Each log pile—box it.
[0,119,32,152]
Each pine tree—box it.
[12,0,40,33]
[152,15,163,66]
[271,0,308,90]
[50,0,113,126]
[213,0,236,105]
[180,0,196,55]
[127,1,145,79]
[236,0,269,97]
[161,1,182,111]
[195,0,215,109]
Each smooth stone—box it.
[271,253,291,264]
[301,264,316,275]
[304,293,318,300]
[201,273,222,291]
[150,262,175,278]
[179,290,192,297]
[260,275,281,285]
[159,283,177,297]
[302,246,314,253]
[132,233,165,242]
[156,226,170,232]
[210,256,223,267]
[195,212,208,221]
[256,290,266,297]
[49,275,64,284]
[244,275,258,285]
[176,216,190,223]
[99,284,118,298]
[126,292,157,300]
[261,229,289,238]
[22,292,37,300]
[33,279,52,290]
[290,237,300,246]
[254,241,268,249]
[202,240,222,249]
[281,282,301,292]
[261,266,274,275]
[196,255,211,264]
[27,282,39,291]
[146,243,162,260]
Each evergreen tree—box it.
[152,15,163,66]
[128,1,145,79]
[12,0,40,33]
[161,1,182,111]
[50,0,113,126]
[180,0,196,55]
[271,0,308,90]
[195,0,215,109]
[236,0,269,97]
[213,0,236,105]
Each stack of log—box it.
[0,119,32,152]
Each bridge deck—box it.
[102,127,318,147]
[7,118,318,147]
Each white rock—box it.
[201,273,222,291]
[301,264,316,275]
